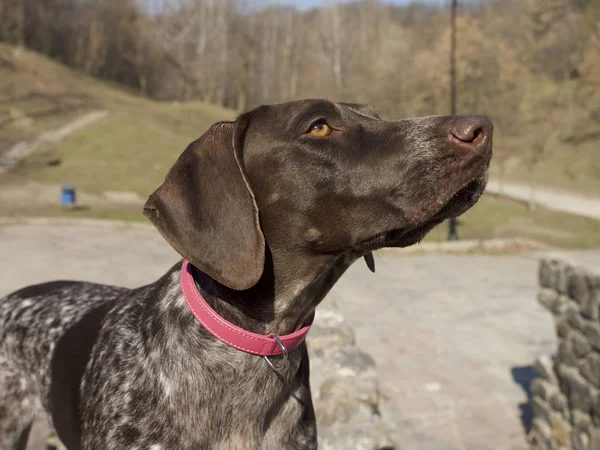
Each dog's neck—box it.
[192,248,358,336]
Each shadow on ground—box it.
[511,365,536,433]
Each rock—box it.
[572,331,592,359]
[568,303,586,332]
[558,296,572,315]
[532,378,559,401]
[533,397,553,423]
[529,417,556,450]
[317,394,378,428]
[582,293,600,321]
[540,259,558,290]
[551,412,573,447]
[590,426,600,450]
[569,269,592,308]
[550,391,569,416]
[308,308,392,448]
[535,355,558,384]
[314,309,346,328]
[593,392,600,427]
[307,325,355,356]
[539,259,569,293]
[583,322,600,352]
[559,366,593,412]
[590,273,600,291]
[578,270,599,320]
[572,430,590,450]
[319,424,392,450]
[573,410,592,433]
[539,288,561,313]
[320,376,378,404]
[579,354,600,389]
[317,377,380,427]
[556,314,570,338]
[558,338,578,366]
[557,262,571,295]
[332,347,377,378]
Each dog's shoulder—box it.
[1,280,130,335]
[0,279,128,371]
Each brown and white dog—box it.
[0,100,492,449]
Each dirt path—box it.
[0,110,107,172]
[486,179,600,221]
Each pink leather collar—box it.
[180,260,313,357]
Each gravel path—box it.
[1,222,598,449]
[486,180,600,221]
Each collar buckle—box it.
[263,335,289,371]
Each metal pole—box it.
[447,0,459,241]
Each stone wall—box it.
[529,259,600,450]
[308,308,394,450]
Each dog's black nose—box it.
[449,115,493,150]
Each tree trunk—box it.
[17,0,25,47]
[331,4,343,91]
[281,10,294,99]
[216,1,229,106]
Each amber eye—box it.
[308,121,332,137]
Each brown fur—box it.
[0,100,492,449]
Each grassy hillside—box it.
[0,43,235,198]
[488,79,600,195]
[0,43,135,151]
[17,101,235,196]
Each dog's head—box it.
[144,100,493,290]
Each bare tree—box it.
[1,0,597,192]
[330,3,343,91]
[16,0,24,47]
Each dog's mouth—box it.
[434,174,488,220]
[395,174,487,246]
[358,172,488,251]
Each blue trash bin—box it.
[61,185,76,208]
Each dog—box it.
[0,100,493,449]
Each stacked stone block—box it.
[529,259,600,450]
[308,308,394,450]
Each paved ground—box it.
[324,250,600,450]
[1,223,599,449]
[486,180,600,221]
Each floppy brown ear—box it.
[143,118,265,290]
